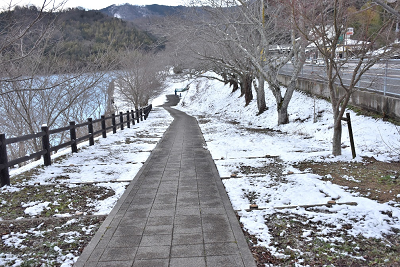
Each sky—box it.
[7,0,186,10]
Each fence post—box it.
[42,125,51,166]
[120,112,124,131]
[346,113,356,159]
[136,109,140,123]
[0,134,10,187]
[101,115,107,138]
[69,122,78,153]
[140,108,143,121]
[126,111,130,128]
[88,118,94,146]
[112,113,117,133]
[131,109,135,125]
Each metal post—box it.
[88,118,94,146]
[41,125,51,166]
[0,134,10,187]
[101,115,107,138]
[69,122,78,153]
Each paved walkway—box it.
[75,95,256,267]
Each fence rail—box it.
[0,104,153,187]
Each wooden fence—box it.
[0,104,153,187]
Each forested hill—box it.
[0,7,160,69]
[100,4,189,21]
[56,8,160,62]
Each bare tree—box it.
[0,2,116,162]
[185,0,306,122]
[297,0,399,156]
[0,0,66,85]
[114,50,167,110]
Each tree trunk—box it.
[277,103,289,125]
[230,79,239,93]
[256,75,267,115]
[244,75,253,106]
[240,74,253,106]
[332,119,342,156]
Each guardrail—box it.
[279,59,400,97]
[0,104,153,187]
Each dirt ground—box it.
[241,156,400,267]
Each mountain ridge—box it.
[99,3,189,21]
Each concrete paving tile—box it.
[156,188,178,194]
[130,196,154,204]
[99,247,137,261]
[177,185,198,192]
[151,203,176,210]
[97,261,134,267]
[205,242,241,256]
[132,259,169,267]
[95,237,110,249]
[113,226,144,236]
[177,191,198,198]
[172,233,203,245]
[119,217,147,227]
[148,208,176,217]
[202,222,231,233]
[143,224,173,235]
[96,261,134,267]
[174,214,201,225]
[140,234,172,246]
[200,207,226,215]
[179,172,197,177]
[173,223,203,234]
[124,208,150,218]
[175,208,200,216]
[101,227,116,238]
[171,244,205,257]
[87,248,104,261]
[206,255,245,267]
[178,179,197,185]
[82,261,98,267]
[135,245,170,260]
[163,170,180,177]
[200,201,224,209]
[107,235,142,247]
[135,188,158,195]
[169,257,206,267]
[203,230,236,243]
[146,216,174,226]
[153,194,176,204]
[202,214,230,224]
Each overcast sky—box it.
[7,0,186,10]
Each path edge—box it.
[74,108,174,267]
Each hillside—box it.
[55,8,160,65]
[0,7,160,70]
[100,4,189,21]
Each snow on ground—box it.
[0,88,173,266]
[174,75,400,260]
[3,74,400,265]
